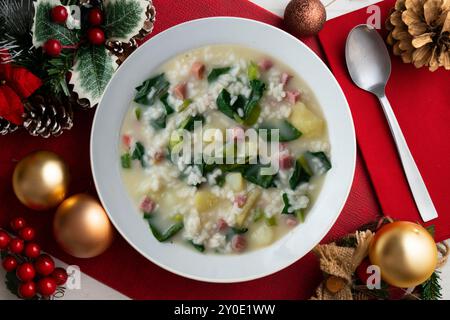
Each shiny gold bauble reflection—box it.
[53,194,113,258]
[13,151,69,210]
[369,221,437,288]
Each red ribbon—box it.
[0,51,42,125]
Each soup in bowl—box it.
[91,17,355,282]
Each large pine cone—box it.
[23,95,74,138]
[386,0,450,71]
[0,117,18,135]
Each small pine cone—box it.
[23,95,74,138]
[106,0,156,65]
[386,0,450,71]
[70,88,92,109]
[0,117,19,135]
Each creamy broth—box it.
[120,45,330,254]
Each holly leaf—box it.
[104,0,148,42]
[70,45,116,106]
[32,0,80,47]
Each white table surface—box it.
[1,0,447,300]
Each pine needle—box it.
[0,0,35,63]
[421,271,442,300]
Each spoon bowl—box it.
[345,24,391,95]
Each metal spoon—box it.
[345,24,438,222]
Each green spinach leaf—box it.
[243,80,265,125]
[149,221,184,242]
[226,226,249,241]
[216,89,235,118]
[259,120,302,142]
[134,73,169,105]
[188,240,205,253]
[304,151,332,175]
[150,93,175,129]
[160,92,175,115]
[282,193,290,214]
[178,115,205,132]
[131,141,146,167]
[289,160,311,190]
[243,163,276,189]
[207,67,231,82]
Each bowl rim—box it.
[90,16,356,283]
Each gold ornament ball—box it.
[53,194,114,258]
[369,221,437,288]
[284,0,326,37]
[13,151,70,211]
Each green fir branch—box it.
[43,51,75,96]
[421,271,442,300]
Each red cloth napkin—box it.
[0,0,380,299]
[318,0,450,242]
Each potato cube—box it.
[249,223,274,247]
[194,190,219,213]
[289,102,324,137]
[225,173,244,192]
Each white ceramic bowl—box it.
[91,17,356,283]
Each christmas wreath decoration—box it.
[0,0,156,137]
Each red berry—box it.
[87,27,105,45]
[34,254,55,276]
[16,263,36,282]
[44,39,62,57]
[37,277,57,297]
[18,227,35,241]
[2,256,18,272]
[51,267,68,285]
[24,242,41,259]
[9,238,24,254]
[0,230,10,249]
[88,8,103,26]
[10,217,26,231]
[51,5,68,24]
[18,281,36,299]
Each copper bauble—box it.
[13,151,69,210]
[369,221,437,288]
[284,0,326,37]
[53,194,113,258]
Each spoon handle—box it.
[377,93,438,222]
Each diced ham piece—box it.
[258,58,273,71]
[229,126,245,142]
[217,218,229,232]
[190,61,205,80]
[279,154,294,170]
[231,234,247,252]
[285,216,298,227]
[286,90,301,104]
[122,134,132,149]
[153,150,165,163]
[234,194,247,208]
[279,142,288,151]
[173,82,187,100]
[140,196,156,214]
[280,72,292,86]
